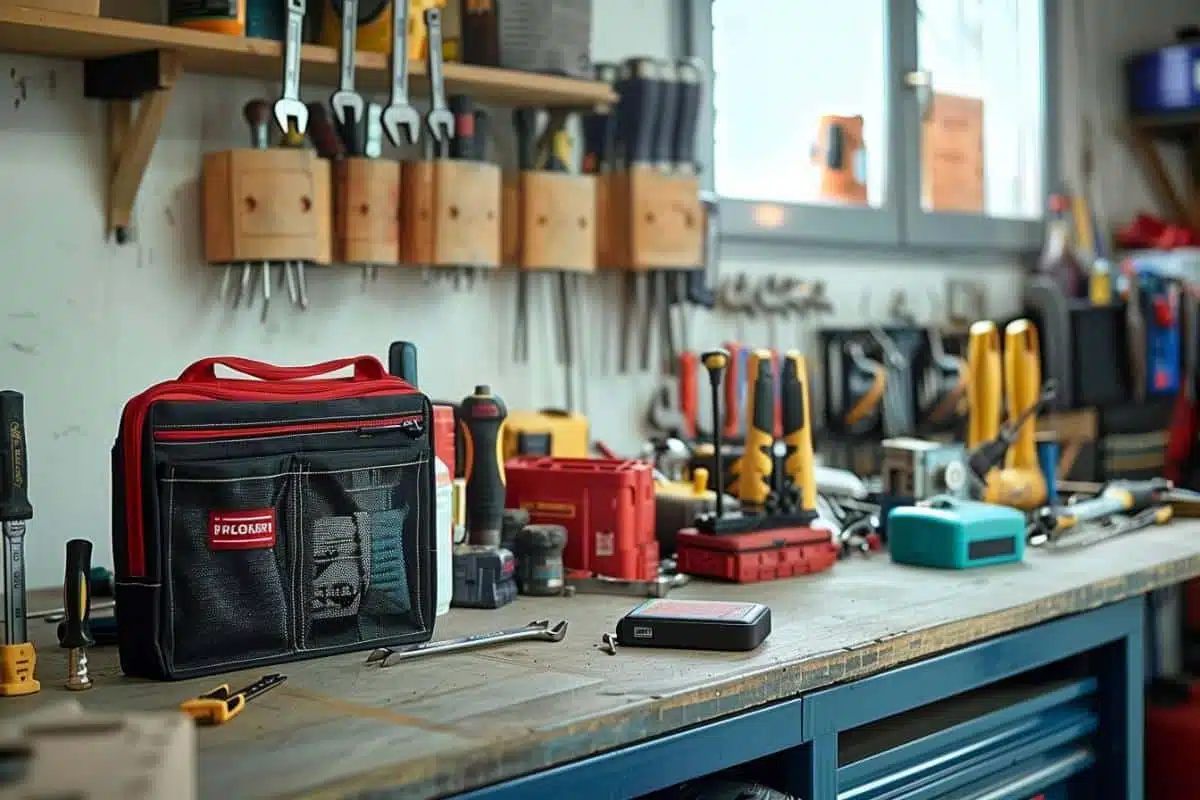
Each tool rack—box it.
[0,6,616,244]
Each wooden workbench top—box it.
[7,523,1200,799]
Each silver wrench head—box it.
[425,109,455,143]
[537,620,569,641]
[381,104,422,147]
[273,99,308,137]
[330,92,366,128]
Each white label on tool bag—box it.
[632,626,653,639]
[595,531,615,557]
[208,509,277,550]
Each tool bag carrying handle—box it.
[178,356,388,384]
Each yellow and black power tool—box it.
[966,319,1052,510]
[737,349,776,512]
[780,350,817,515]
[319,0,452,58]
[502,409,588,461]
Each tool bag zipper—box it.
[121,378,417,578]
[153,414,423,443]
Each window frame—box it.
[684,0,1061,254]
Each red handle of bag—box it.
[178,356,388,384]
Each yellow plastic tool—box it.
[983,320,1048,510]
[781,351,816,512]
[965,320,1001,450]
[0,643,39,696]
[737,350,776,509]
[181,673,287,725]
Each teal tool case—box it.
[888,496,1025,569]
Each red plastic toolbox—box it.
[505,457,658,580]
[675,526,837,583]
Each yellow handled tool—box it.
[181,673,287,725]
[738,350,776,509]
[965,321,1001,450]
[0,390,38,697]
[780,351,816,513]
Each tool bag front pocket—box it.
[160,455,297,674]
[297,448,430,652]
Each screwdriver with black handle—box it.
[60,538,94,691]
[617,57,662,170]
[702,349,729,518]
[652,58,680,175]
[459,385,508,548]
[672,57,705,175]
[511,108,540,363]
[666,59,711,349]
[449,95,475,160]
[738,351,776,511]
[780,352,817,516]
[582,63,619,174]
[0,390,38,696]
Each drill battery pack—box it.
[674,527,837,583]
[505,457,659,580]
[502,409,589,460]
[451,546,517,609]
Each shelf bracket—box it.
[83,50,183,244]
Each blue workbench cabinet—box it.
[453,598,1144,800]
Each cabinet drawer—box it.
[838,679,1097,799]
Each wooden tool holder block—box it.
[505,171,597,271]
[202,148,332,265]
[602,168,704,270]
[401,160,502,268]
[333,158,401,265]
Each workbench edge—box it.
[289,554,1200,799]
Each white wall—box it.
[0,0,1186,585]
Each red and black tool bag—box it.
[111,356,437,680]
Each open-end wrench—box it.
[381,0,419,147]
[422,7,455,144]
[273,0,309,136]
[329,0,364,131]
[366,619,568,667]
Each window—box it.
[688,0,1057,252]
[713,0,889,208]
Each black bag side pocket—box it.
[297,447,431,652]
[159,454,297,674]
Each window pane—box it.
[917,0,1044,219]
[712,0,888,208]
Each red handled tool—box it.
[722,342,746,440]
[679,351,699,439]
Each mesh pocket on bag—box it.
[160,455,296,672]
[298,450,427,650]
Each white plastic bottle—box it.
[434,457,453,616]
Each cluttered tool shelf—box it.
[0,6,616,107]
[9,522,1200,799]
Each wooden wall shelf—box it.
[0,6,617,242]
[0,7,617,107]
